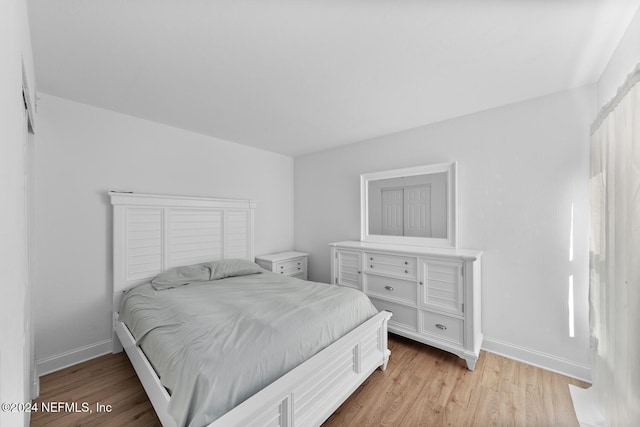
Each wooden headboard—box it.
[110,191,256,305]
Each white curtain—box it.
[590,65,640,426]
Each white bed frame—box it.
[110,192,391,427]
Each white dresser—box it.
[330,241,482,370]
[255,251,309,280]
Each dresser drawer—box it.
[365,253,416,279]
[365,274,417,305]
[420,311,463,345]
[369,298,417,331]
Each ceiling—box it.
[28,0,640,157]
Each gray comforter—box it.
[119,271,378,427]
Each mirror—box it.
[361,162,457,248]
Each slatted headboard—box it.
[109,192,256,349]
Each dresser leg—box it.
[464,355,477,371]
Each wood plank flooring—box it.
[31,350,160,427]
[324,335,588,426]
[31,334,589,426]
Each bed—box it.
[110,192,392,427]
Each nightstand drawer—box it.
[365,253,416,279]
[420,311,463,345]
[274,258,306,276]
[255,251,309,280]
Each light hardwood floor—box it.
[31,334,588,426]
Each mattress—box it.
[118,270,378,427]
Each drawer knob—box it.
[370,265,374,268]
[404,270,408,273]
[435,323,447,330]
[404,261,408,265]
[297,262,301,265]
[384,286,394,291]
[358,271,361,274]
[419,281,424,285]
[280,272,284,274]
[370,257,373,261]
[280,266,284,269]
[298,267,301,270]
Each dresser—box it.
[330,241,482,370]
[255,251,309,280]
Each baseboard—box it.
[482,336,592,383]
[36,339,112,377]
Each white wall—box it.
[0,0,36,425]
[33,94,294,374]
[597,6,640,109]
[295,86,594,380]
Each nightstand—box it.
[255,251,309,280]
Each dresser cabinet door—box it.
[419,259,464,316]
[335,250,362,290]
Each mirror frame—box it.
[360,162,457,248]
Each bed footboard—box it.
[116,310,391,427]
[213,310,391,427]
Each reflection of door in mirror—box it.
[369,172,447,238]
[405,185,431,237]
[381,188,403,235]
[381,185,432,237]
